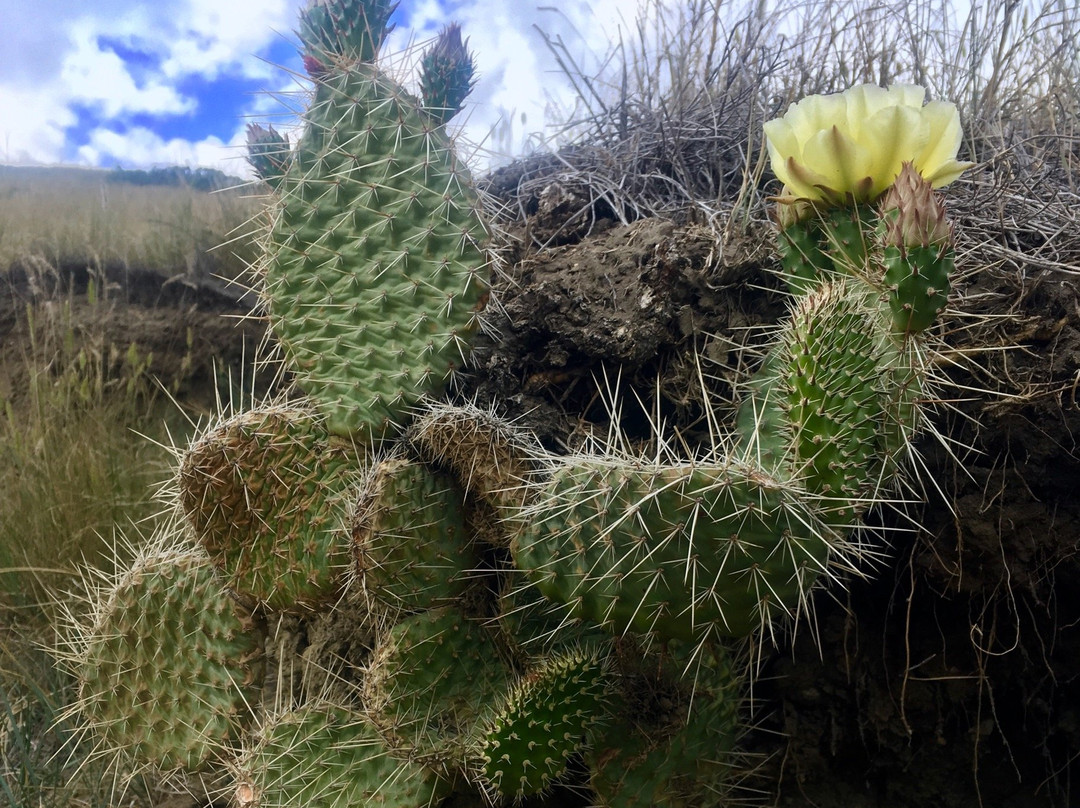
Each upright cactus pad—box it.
[351,455,477,614]
[178,405,365,610]
[233,701,449,808]
[883,243,952,333]
[246,124,290,191]
[263,63,489,440]
[420,24,476,125]
[69,541,262,772]
[777,278,901,518]
[512,456,846,640]
[476,645,612,800]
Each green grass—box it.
[0,289,186,609]
[0,282,201,807]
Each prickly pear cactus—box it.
[475,644,612,800]
[55,11,975,808]
[351,454,477,614]
[62,537,263,773]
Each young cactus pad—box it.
[67,541,262,772]
[262,60,489,440]
[178,405,365,610]
[476,644,612,800]
[511,456,848,640]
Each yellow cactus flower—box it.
[764,84,974,206]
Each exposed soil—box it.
[6,182,1078,807]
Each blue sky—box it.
[0,0,639,177]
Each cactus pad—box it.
[512,456,844,640]
[351,455,477,614]
[477,645,611,799]
[263,64,489,440]
[71,542,262,772]
[233,701,449,808]
[178,405,365,610]
[363,607,511,771]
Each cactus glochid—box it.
[57,9,976,805]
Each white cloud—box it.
[75,125,253,177]
[0,0,660,172]
[0,84,76,165]
[161,0,299,80]
[62,23,195,119]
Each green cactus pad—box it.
[477,645,612,799]
[233,701,449,808]
[351,455,477,614]
[363,607,511,772]
[588,642,744,808]
[819,206,873,275]
[246,124,290,191]
[511,456,843,640]
[420,24,476,125]
[263,64,489,440]
[883,243,953,333]
[178,405,365,610]
[777,278,901,519]
[72,542,262,772]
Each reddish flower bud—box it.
[879,162,952,248]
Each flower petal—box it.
[914,100,964,178]
[863,105,929,196]
[801,125,874,201]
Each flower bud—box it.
[879,162,952,248]
[774,186,816,229]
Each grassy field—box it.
[0,167,263,807]
[0,165,260,284]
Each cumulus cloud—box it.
[75,125,251,176]
[0,0,660,173]
[0,0,303,169]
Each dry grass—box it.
[0,166,261,283]
[490,0,1080,264]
